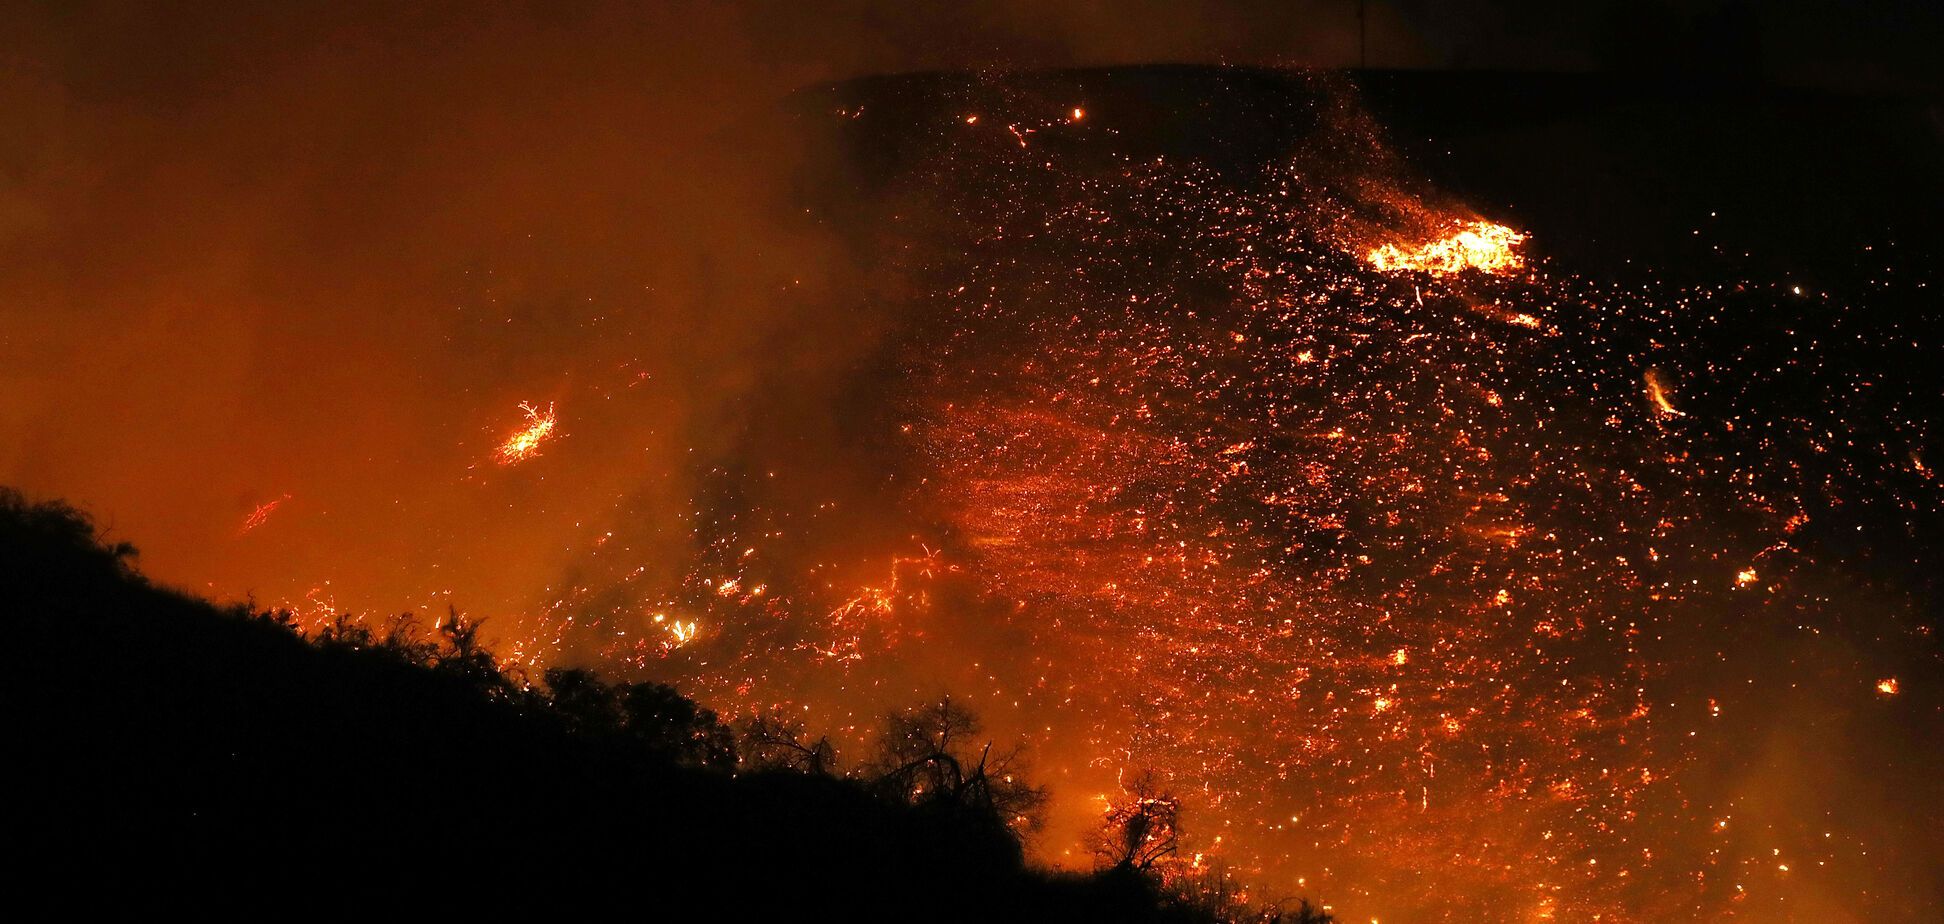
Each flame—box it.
[495,401,558,465]
[1644,369,1683,418]
[649,611,700,650]
[1367,220,1526,276]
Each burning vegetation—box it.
[1365,219,1527,276]
[495,401,558,465]
[471,75,1939,922]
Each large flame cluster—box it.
[1366,220,1527,276]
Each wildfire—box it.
[1366,220,1526,276]
[495,79,1939,923]
[495,401,558,465]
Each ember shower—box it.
[486,74,1940,920]
[9,26,1941,920]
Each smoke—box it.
[4,2,1935,610]
[0,0,1389,616]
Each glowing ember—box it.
[1876,678,1899,696]
[495,401,558,465]
[1366,220,1526,275]
[1644,368,1683,417]
[237,494,291,536]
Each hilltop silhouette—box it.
[0,487,1326,920]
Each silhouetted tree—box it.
[314,610,416,658]
[738,709,838,775]
[0,487,138,592]
[1095,771,1181,872]
[618,679,737,769]
[541,667,735,769]
[871,696,1048,833]
[544,666,622,734]
[431,609,510,697]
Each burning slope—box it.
[892,127,1672,919]
[277,74,1940,921]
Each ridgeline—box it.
[0,488,1316,920]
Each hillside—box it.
[0,487,1250,920]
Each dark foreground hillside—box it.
[0,488,1242,920]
